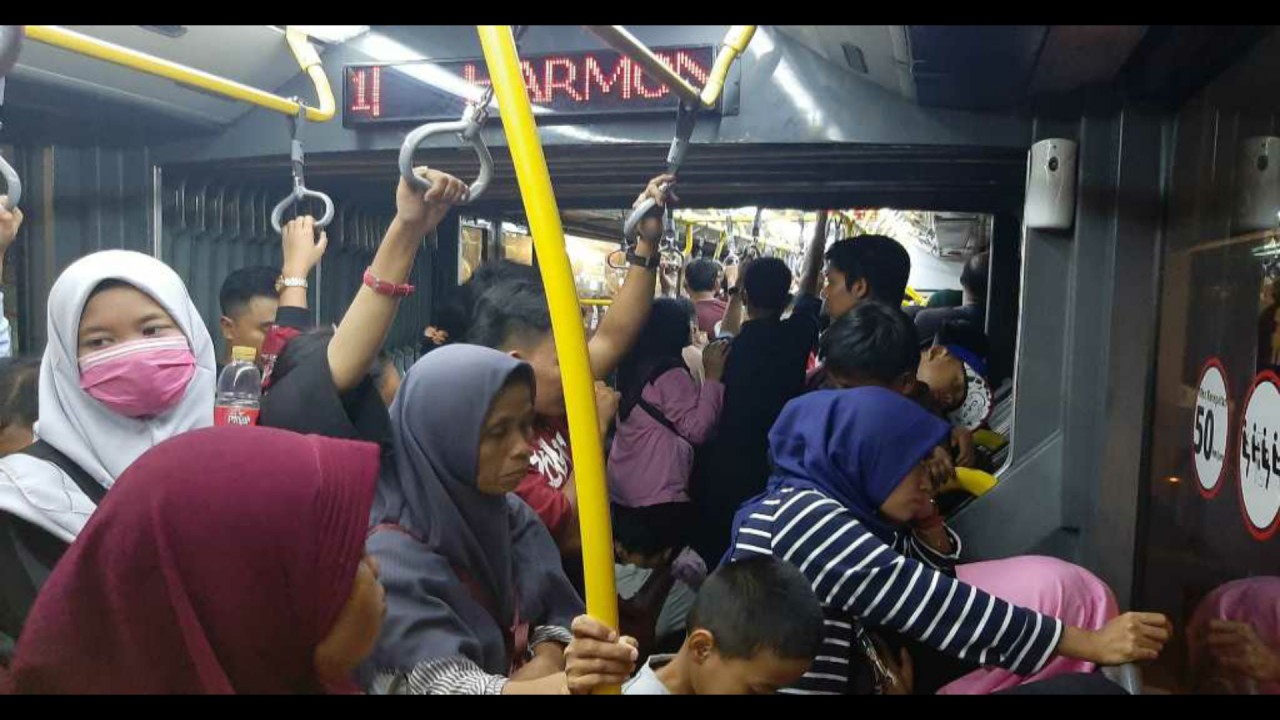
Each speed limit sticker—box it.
[1193,358,1230,498]
[1237,370,1280,540]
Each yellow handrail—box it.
[477,25,620,693]
[580,298,613,306]
[905,286,926,306]
[584,25,756,110]
[699,26,756,108]
[22,25,335,122]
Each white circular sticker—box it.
[1238,371,1280,540]
[1193,359,1230,497]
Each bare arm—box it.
[279,215,329,312]
[718,258,750,337]
[587,174,674,380]
[798,209,829,298]
[327,167,468,393]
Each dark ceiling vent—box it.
[842,43,868,74]
[139,26,188,39]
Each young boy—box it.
[566,556,824,695]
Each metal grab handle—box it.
[270,185,335,234]
[0,154,19,211]
[623,191,667,243]
[398,105,493,204]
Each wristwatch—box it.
[276,276,308,293]
[627,249,661,270]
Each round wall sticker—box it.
[1193,358,1231,498]
[1237,370,1280,540]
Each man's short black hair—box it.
[821,300,920,385]
[462,261,553,351]
[960,251,989,303]
[824,235,911,305]
[219,266,279,318]
[684,258,722,293]
[0,356,39,431]
[743,257,792,315]
[687,556,824,661]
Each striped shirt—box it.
[730,486,1063,695]
[369,625,572,695]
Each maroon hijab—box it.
[9,426,380,694]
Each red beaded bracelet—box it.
[363,268,415,297]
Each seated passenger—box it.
[937,556,1121,694]
[727,387,1172,694]
[691,256,818,569]
[914,251,988,345]
[7,426,384,693]
[0,250,215,646]
[571,555,824,695]
[217,265,280,373]
[457,175,670,557]
[260,168,467,444]
[610,297,726,518]
[1187,576,1280,694]
[0,357,39,456]
[366,344,591,694]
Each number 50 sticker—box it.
[1193,358,1230,498]
[1238,370,1280,540]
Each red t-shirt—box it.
[516,414,574,543]
[695,298,729,336]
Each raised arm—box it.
[798,210,829,299]
[278,215,328,317]
[327,167,467,393]
[587,174,672,380]
[718,257,750,337]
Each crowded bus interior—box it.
[0,24,1275,695]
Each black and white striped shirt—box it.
[729,485,1063,695]
[369,625,573,695]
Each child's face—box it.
[691,643,813,695]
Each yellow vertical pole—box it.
[477,26,620,694]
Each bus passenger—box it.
[0,196,21,359]
[456,175,671,560]
[7,427,384,693]
[726,387,1172,695]
[217,266,279,373]
[0,250,215,647]
[366,344,609,694]
[571,555,825,695]
[259,168,466,444]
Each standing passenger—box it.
[0,250,215,647]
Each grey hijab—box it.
[367,344,582,675]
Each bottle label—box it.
[214,405,260,427]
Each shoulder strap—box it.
[636,396,694,446]
[21,441,105,506]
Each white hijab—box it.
[0,250,214,541]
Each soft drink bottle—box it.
[215,346,261,426]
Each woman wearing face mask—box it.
[0,250,214,651]
[7,426,384,693]
[365,344,637,694]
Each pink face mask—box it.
[79,336,197,419]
